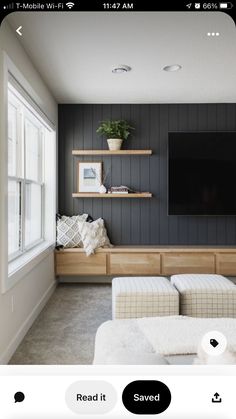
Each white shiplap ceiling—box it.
[6,11,236,103]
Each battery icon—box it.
[219,2,233,8]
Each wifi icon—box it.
[66,2,75,9]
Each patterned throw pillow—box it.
[79,218,112,256]
[56,214,88,248]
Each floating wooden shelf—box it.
[72,192,152,198]
[72,149,152,156]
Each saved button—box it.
[122,380,171,415]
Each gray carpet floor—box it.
[9,284,112,365]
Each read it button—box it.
[122,380,171,415]
[65,381,117,415]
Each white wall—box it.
[0,21,58,363]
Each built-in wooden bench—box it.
[55,246,236,276]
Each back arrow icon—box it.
[16,26,22,36]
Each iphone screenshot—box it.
[0,0,236,417]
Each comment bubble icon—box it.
[14,392,25,403]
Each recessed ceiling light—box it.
[112,65,131,74]
[163,64,182,72]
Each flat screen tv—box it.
[168,132,236,216]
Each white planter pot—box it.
[107,138,123,151]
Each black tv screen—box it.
[168,132,236,216]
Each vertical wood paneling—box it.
[100,105,112,240]
[130,105,141,244]
[159,105,169,244]
[140,105,150,244]
[82,106,94,221]
[226,104,236,244]
[216,104,227,245]
[91,105,103,222]
[168,105,179,244]
[73,106,84,215]
[176,105,188,245]
[58,103,236,246]
[121,105,132,243]
[187,105,198,244]
[206,105,218,244]
[149,105,160,245]
[196,104,208,244]
[111,105,122,244]
[64,107,73,215]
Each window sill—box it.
[5,241,55,293]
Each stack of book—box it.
[109,185,134,194]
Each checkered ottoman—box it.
[171,274,236,318]
[112,276,179,319]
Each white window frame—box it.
[6,79,56,291]
[0,54,56,294]
[8,84,47,262]
[8,89,49,263]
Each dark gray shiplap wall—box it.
[58,104,236,245]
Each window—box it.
[8,83,55,264]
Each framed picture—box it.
[78,162,102,192]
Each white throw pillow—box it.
[56,214,88,248]
[79,218,112,256]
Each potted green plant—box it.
[96,120,134,151]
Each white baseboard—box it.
[0,281,57,365]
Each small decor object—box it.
[98,165,110,194]
[96,120,134,151]
[99,184,107,194]
[78,162,102,192]
[109,185,136,194]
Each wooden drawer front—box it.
[56,252,107,275]
[216,253,236,276]
[162,253,215,275]
[109,253,161,275]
